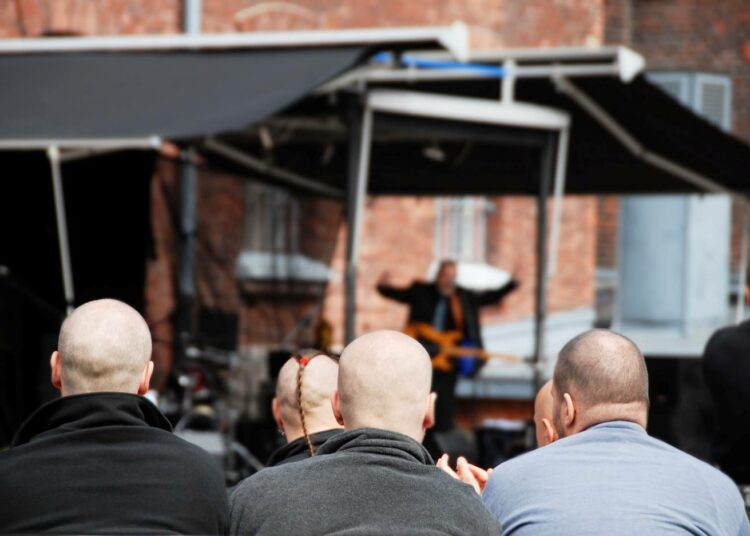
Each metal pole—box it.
[177,148,198,365]
[533,133,556,373]
[344,98,374,343]
[183,0,201,35]
[47,146,75,316]
[547,127,570,277]
[736,199,750,323]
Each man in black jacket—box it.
[377,260,519,431]
[702,313,750,483]
[0,298,228,534]
[229,330,501,536]
[266,351,342,466]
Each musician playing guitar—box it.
[376,260,519,432]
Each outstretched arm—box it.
[375,271,414,303]
[476,279,520,307]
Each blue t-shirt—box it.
[483,420,749,535]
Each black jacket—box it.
[0,392,229,534]
[377,280,518,350]
[230,428,501,535]
[703,321,750,482]
[265,428,343,467]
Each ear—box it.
[423,392,437,430]
[562,392,576,428]
[331,390,345,426]
[271,397,284,432]
[541,417,558,445]
[137,361,154,395]
[50,351,62,391]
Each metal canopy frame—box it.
[343,88,572,372]
[329,44,747,374]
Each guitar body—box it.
[403,322,476,373]
[403,322,520,372]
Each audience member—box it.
[0,299,228,534]
[702,310,750,483]
[483,329,749,535]
[230,330,501,535]
[267,351,342,466]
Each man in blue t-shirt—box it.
[483,329,749,536]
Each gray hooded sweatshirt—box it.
[229,427,501,536]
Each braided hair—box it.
[292,349,329,457]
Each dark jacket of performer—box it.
[702,319,750,483]
[377,280,519,351]
[229,428,501,536]
[377,262,518,432]
[0,392,229,534]
[265,428,342,467]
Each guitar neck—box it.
[441,346,520,363]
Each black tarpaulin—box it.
[0,47,364,142]
[243,74,750,195]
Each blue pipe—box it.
[372,51,505,77]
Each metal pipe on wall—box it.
[183,0,201,35]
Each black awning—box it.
[234,73,750,195]
[0,47,365,142]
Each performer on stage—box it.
[376,260,519,432]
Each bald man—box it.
[0,299,228,534]
[230,330,500,536]
[533,380,558,447]
[483,329,749,535]
[266,352,342,466]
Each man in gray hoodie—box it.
[230,330,500,536]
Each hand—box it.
[508,261,523,283]
[436,454,492,495]
[377,270,392,286]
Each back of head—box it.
[274,352,340,443]
[57,299,152,395]
[337,330,433,441]
[553,329,649,433]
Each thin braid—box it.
[296,358,316,457]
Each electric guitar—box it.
[403,322,522,374]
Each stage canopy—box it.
[210,47,750,196]
[0,25,467,148]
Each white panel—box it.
[695,73,732,131]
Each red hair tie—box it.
[298,356,310,366]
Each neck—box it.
[572,402,648,435]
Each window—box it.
[434,197,490,262]
[647,72,732,131]
[243,182,300,254]
[236,182,330,282]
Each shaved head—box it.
[553,329,649,435]
[56,299,152,395]
[274,353,340,442]
[336,330,434,442]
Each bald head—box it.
[534,380,557,447]
[273,353,341,442]
[335,330,434,442]
[54,299,153,396]
[553,329,649,435]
